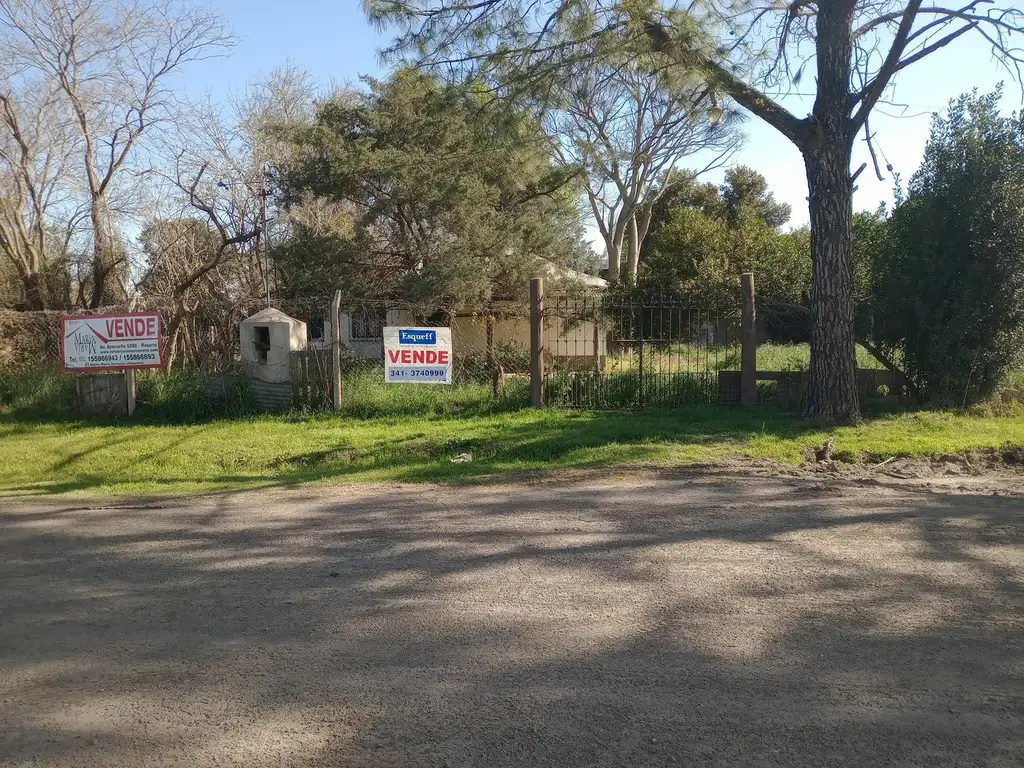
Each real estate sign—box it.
[383,326,452,384]
[61,312,165,372]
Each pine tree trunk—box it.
[803,141,860,424]
[800,0,860,425]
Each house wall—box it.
[338,303,606,360]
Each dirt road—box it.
[2,472,1022,767]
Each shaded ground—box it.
[1,473,1022,767]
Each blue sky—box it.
[187,0,1014,230]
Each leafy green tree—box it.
[278,69,584,309]
[640,167,807,306]
[872,89,1024,406]
[640,206,808,309]
[644,167,789,259]
[720,166,791,230]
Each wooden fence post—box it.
[125,368,136,416]
[331,289,342,410]
[530,277,545,407]
[741,272,757,407]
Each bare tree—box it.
[549,54,740,284]
[0,0,233,308]
[136,64,320,365]
[150,63,321,308]
[0,68,84,309]
[365,0,1024,422]
[143,159,259,366]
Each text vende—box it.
[388,349,450,364]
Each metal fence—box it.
[544,290,742,409]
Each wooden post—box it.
[530,277,544,408]
[741,272,757,407]
[125,368,136,416]
[486,314,502,398]
[331,289,342,410]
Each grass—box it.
[594,342,886,375]
[2,405,1023,497]
[756,343,888,371]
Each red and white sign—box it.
[61,312,165,372]
[383,326,452,384]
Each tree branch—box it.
[644,19,808,148]
[851,0,923,131]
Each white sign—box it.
[383,326,452,384]
[61,312,165,372]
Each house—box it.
[313,265,608,369]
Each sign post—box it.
[61,312,165,415]
[125,368,137,416]
[383,326,452,384]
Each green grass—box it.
[596,342,886,375]
[756,343,888,371]
[2,406,1022,497]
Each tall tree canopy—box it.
[641,167,808,307]
[365,0,1024,423]
[277,69,586,310]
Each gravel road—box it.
[2,472,1022,767]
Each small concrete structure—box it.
[240,307,307,383]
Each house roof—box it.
[539,260,608,289]
[241,307,304,326]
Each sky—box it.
[185,0,1015,233]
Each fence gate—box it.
[543,291,742,409]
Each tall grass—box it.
[135,368,257,422]
[0,367,258,422]
[0,368,77,418]
[338,368,529,418]
[756,343,887,371]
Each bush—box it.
[640,195,810,308]
[871,89,1024,406]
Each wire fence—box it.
[283,297,533,411]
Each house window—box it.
[309,316,326,342]
[253,325,271,363]
[350,308,384,342]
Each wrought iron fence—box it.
[544,290,742,409]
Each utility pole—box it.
[260,170,270,308]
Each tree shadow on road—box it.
[1,478,1021,766]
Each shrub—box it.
[871,89,1024,406]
